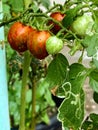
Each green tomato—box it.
[46,36,64,55]
[71,14,94,36]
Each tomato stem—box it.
[31,77,36,130]
[78,49,84,63]
[19,51,31,130]
[45,4,62,14]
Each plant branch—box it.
[0,8,33,27]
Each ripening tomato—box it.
[71,14,94,36]
[27,30,51,59]
[48,12,65,34]
[7,22,34,52]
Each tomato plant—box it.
[2,0,98,130]
[7,22,34,52]
[27,30,51,59]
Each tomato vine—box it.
[2,0,98,130]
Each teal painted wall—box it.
[0,1,10,130]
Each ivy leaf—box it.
[44,53,69,89]
[57,63,86,129]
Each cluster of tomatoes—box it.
[7,12,65,60]
[8,10,94,60]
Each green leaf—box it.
[90,113,98,124]
[8,0,24,12]
[3,4,10,13]
[45,53,69,89]
[93,91,98,103]
[83,34,98,68]
[93,11,98,33]
[58,89,85,130]
[41,112,50,124]
[89,70,98,92]
[2,0,8,2]
[82,120,93,130]
[93,58,98,69]
[26,89,32,104]
[82,113,98,129]
[44,88,55,106]
[90,70,98,81]
[41,0,50,9]
[14,110,20,126]
[62,4,83,28]
[68,63,86,93]
[57,63,86,129]
[30,1,40,13]
[91,0,98,5]
[90,78,98,92]
[83,34,98,57]
[36,79,55,106]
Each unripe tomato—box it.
[48,12,65,34]
[71,14,94,36]
[7,22,34,52]
[27,30,51,59]
[46,36,64,55]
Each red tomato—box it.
[48,12,65,34]
[7,22,34,52]
[27,30,51,59]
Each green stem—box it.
[45,4,62,14]
[0,8,33,27]
[19,51,31,130]
[78,49,84,63]
[31,77,36,130]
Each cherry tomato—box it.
[48,12,65,34]
[71,14,94,36]
[27,30,51,59]
[46,36,64,55]
[7,22,34,52]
